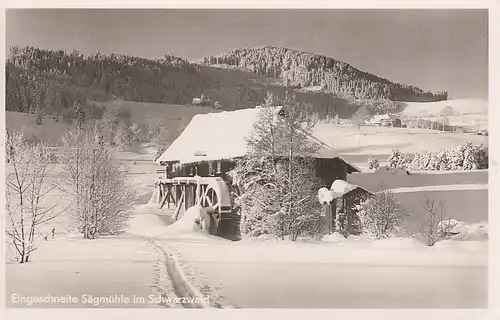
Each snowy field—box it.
[128,211,488,309]
[312,122,487,170]
[313,124,488,154]
[349,170,488,234]
[5,234,177,308]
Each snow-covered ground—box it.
[123,200,488,309]
[5,234,178,308]
[156,232,487,308]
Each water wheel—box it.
[198,184,221,234]
[195,177,232,235]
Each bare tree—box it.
[101,107,120,143]
[59,126,137,239]
[113,122,132,151]
[129,122,142,144]
[420,196,450,246]
[5,132,63,263]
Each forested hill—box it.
[5,46,389,121]
[5,46,276,115]
[6,46,445,124]
[200,46,448,102]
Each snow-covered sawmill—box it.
[151,106,362,240]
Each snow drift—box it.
[158,206,230,242]
[438,219,488,241]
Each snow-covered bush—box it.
[473,144,488,169]
[435,149,452,171]
[449,142,488,170]
[415,150,432,170]
[333,114,341,124]
[357,190,407,239]
[389,143,487,172]
[462,142,477,170]
[449,142,468,170]
[387,149,413,169]
[409,151,435,171]
[368,157,380,170]
[427,153,439,171]
[387,149,403,169]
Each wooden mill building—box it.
[154,106,362,240]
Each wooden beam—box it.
[331,198,337,232]
[165,184,176,209]
[325,204,332,234]
[159,185,171,209]
[184,185,190,212]
[173,188,185,221]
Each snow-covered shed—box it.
[155,106,361,187]
[318,179,374,235]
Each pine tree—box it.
[450,143,466,170]
[436,149,451,171]
[232,91,323,241]
[35,109,44,126]
[73,101,86,130]
[462,143,477,170]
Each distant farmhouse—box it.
[369,114,402,127]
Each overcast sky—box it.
[6,9,488,99]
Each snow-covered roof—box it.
[155,107,361,172]
[334,179,372,199]
[331,180,361,198]
[318,179,372,204]
[317,179,373,204]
